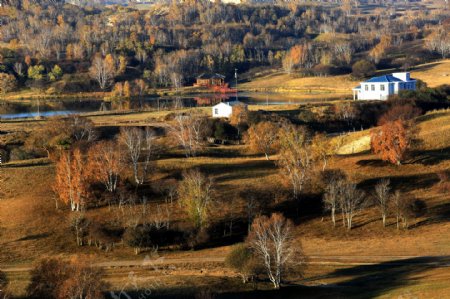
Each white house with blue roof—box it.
[352,72,416,101]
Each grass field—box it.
[1,107,450,298]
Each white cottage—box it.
[212,101,246,118]
[352,72,416,101]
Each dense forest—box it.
[0,0,448,93]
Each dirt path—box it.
[3,254,450,273]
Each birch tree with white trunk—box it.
[248,213,301,289]
[374,179,391,227]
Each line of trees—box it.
[324,176,421,230]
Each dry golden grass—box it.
[411,59,450,88]
[240,72,355,98]
[240,59,450,99]
[336,108,450,154]
[1,107,450,297]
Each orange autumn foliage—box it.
[53,148,90,211]
[371,120,411,165]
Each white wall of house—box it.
[212,102,233,118]
[357,82,392,100]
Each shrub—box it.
[9,147,36,161]
[410,199,427,217]
[27,65,45,80]
[298,109,316,123]
[0,73,17,94]
[213,120,237,141]
[49,65,63,81]
[27,258,107,299]
[352,59,376,79]
[124,225,184,253]
[378,104,422,126]
[225,244,258,283]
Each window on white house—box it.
[371,85,375,91]
[380,85,385,91]
[214,108,218,115]
[365,85,368,91]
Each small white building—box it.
[352,72,416,101]
[212,101,246,118]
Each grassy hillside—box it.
[1,108,449,298]
[336,108,450,154]
[239,59,450,99]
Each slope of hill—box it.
[240,59,450,99]
[336,109,450,155]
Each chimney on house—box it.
[392,72,410,82]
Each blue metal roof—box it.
[364,75,403,83]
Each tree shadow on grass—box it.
[356,159,389,167]
[409,146,450,166]
[195,160,277,182]
[273,194,324,225]
[358,173,439,193]
[305,256,450,299]
[15,232,51,242]
[106,256,450,299]
[409,202,450,228]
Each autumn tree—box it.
[339,181,365,230]
[277,123,312,198]
[247,213,302,289]
[25,116,96,158]
[89,53,116,90]
[170,113,208,157]
[334,101,357,124]
[341,0,353,16]
[26,257,107,299]
[371,120,412,165]
[323,176,343,227]
[374,179,391,227]
[391,190,414,229]
[229,103,249,138]
[88,140,123,194]
[0,73,17,94]
[67,116,97,145]
[225,244,258,284]
[53,148,89,211]
[425,28,450,58]
[311,133,335,171]
[58,258,107,299]
[119,127,155,186]
[282,44,309,73]
[378,104,421,126]
[369,35,392,64]
[352,59,376,79]
[245,121,279,160]
[177,169,214,229]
